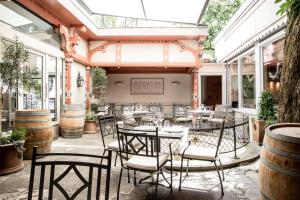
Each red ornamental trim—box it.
[85,67,91,109]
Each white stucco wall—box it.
[74,36,89,58]
[105,73,192,104]
[71,62,86,106]
[89,40,199,65]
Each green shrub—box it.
[258,91,277,125]
[0,127,27,145]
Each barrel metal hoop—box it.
[61,115,85,118]
[260,157,300,177]
[21,126,53,130]
[263,143,300,160]
[16,112,50,116]
[15,120,51,123]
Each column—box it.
[85,66,91,109]
[65,58,72,105]
[192,70,199,109]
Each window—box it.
[262,38,284,104]
[241,53,256,109]
[229,60,238,108]
[22,52,43,110]
[48,56,57,120]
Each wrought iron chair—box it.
[178,119,226,196]
[141,103,163,125]
[173,104,192,126]
[28,146,112,200]
[116,125,173,200]
[98,115,140,166]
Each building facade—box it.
[214,0,287,117]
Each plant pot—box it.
[252,118,266,146]
[84,120,97,134]
[0,142,24,175]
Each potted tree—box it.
[252,91,277,145]
[0,38,31,132]
[0,127,26,175]
[83,109,97,134]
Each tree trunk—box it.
[278,14,300,123]
[0,89,2,135]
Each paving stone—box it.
[0,134,261,199]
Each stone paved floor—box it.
[0,134,260,200]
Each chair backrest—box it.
[173,104,188,118]
[98,115,117,147]
[215,119,226,158]
[116,125,161,171]
[149,103,163,118]
[120,104,132,113]
[28,147,112,200]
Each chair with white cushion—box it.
[116,125,173,200]
[178,119,226,196]
[173,104,192,126]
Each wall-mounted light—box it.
[171,81,180,86]
[115,81,124,86]
[76,72,84,87]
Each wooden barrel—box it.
[14,110,53,160]
[60,104,85,138]
[259,123,300,200]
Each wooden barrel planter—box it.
[259,123,300,200]
[14,110,53,160]
[60,104,85,138]
[0,143,24,175]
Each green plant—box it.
[91,67,107,98]
[0,128,27,145]
[258,91,277,124]
[0,38,36,131]
[85,109,96,121]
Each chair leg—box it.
[127,169,131,183]
[155,173,159,200]
[100,149,107,165]
[170,159,173,193]
[117,168,123,200]
[186,159,190,176]
[219,158,225,181]
[114,152,118,166]
[214,161,224,196]
[179,157,184,191]
[134,170,137,185]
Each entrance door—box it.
[202,76,222,107]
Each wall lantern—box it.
[76,72,84,87]
[171,81,180,86]
[115,81,124,86]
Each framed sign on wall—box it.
[130,78,164,95]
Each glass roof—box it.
[80,0,209,27]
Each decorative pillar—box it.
[192,70,199,109]
[56,25,86,105]
[85,66,91,109]
[65,58,73,105]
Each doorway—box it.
[201,76,222,107]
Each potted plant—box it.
[252,91,277,145]
[0,38,34,132]
[83,109,97,134]
[0,127,26,175]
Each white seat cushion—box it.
[179,145,216,161]
[209,118,224,123]
[175,117,192,122]
[107,139,140,151]
[125,154,169,171]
